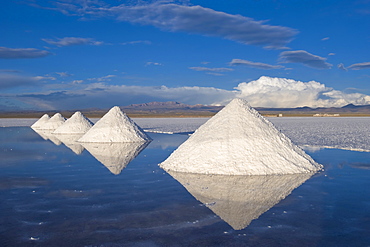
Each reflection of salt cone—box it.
[32,128,49,140]
[167,171,313,230]
[33,129,62,145]
[82,141,150,175]
[44,131,62,146]
[54,134,85,155]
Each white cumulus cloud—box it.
[235,76,370,108]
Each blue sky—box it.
[1,0,370,110]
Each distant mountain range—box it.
[121,101,224,117]
[256,103,370,115]
[1,101,370,118]
[126,102,370,116]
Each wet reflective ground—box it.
[1,127,370,246]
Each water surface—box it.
[0,127,369,246]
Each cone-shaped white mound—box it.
[78,106,151,143]
[160,98,322,175]
[53,111,93,134]
[39,113,66,130]
[82,142,149,174]
[167,171,312,230]
[31,114,50,129]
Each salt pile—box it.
[31,114,50,129]
[167,171,312,230]
[78,106,151,143]
[82,142,149,174]
[39,113,66,130]
[160,98,322,175]
[53,111,93,134]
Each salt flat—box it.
[136,117,370,152]
[270,117,370,152]
[1,117,370,151]
[2,127,369,246]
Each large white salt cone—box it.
[78,106,151,143]
[31,114,50,129]
[160,98,322,175]
[39,113,66,130]
[53,111,93,134]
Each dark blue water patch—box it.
[0,127,369,246]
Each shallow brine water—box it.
[1,127,369,247]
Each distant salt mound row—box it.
[31,114,50,129]
[167,171,312,230]
[160,98,323,175]
[53,111,93,134]
[39,113,66,130]
[78,106,152,143]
